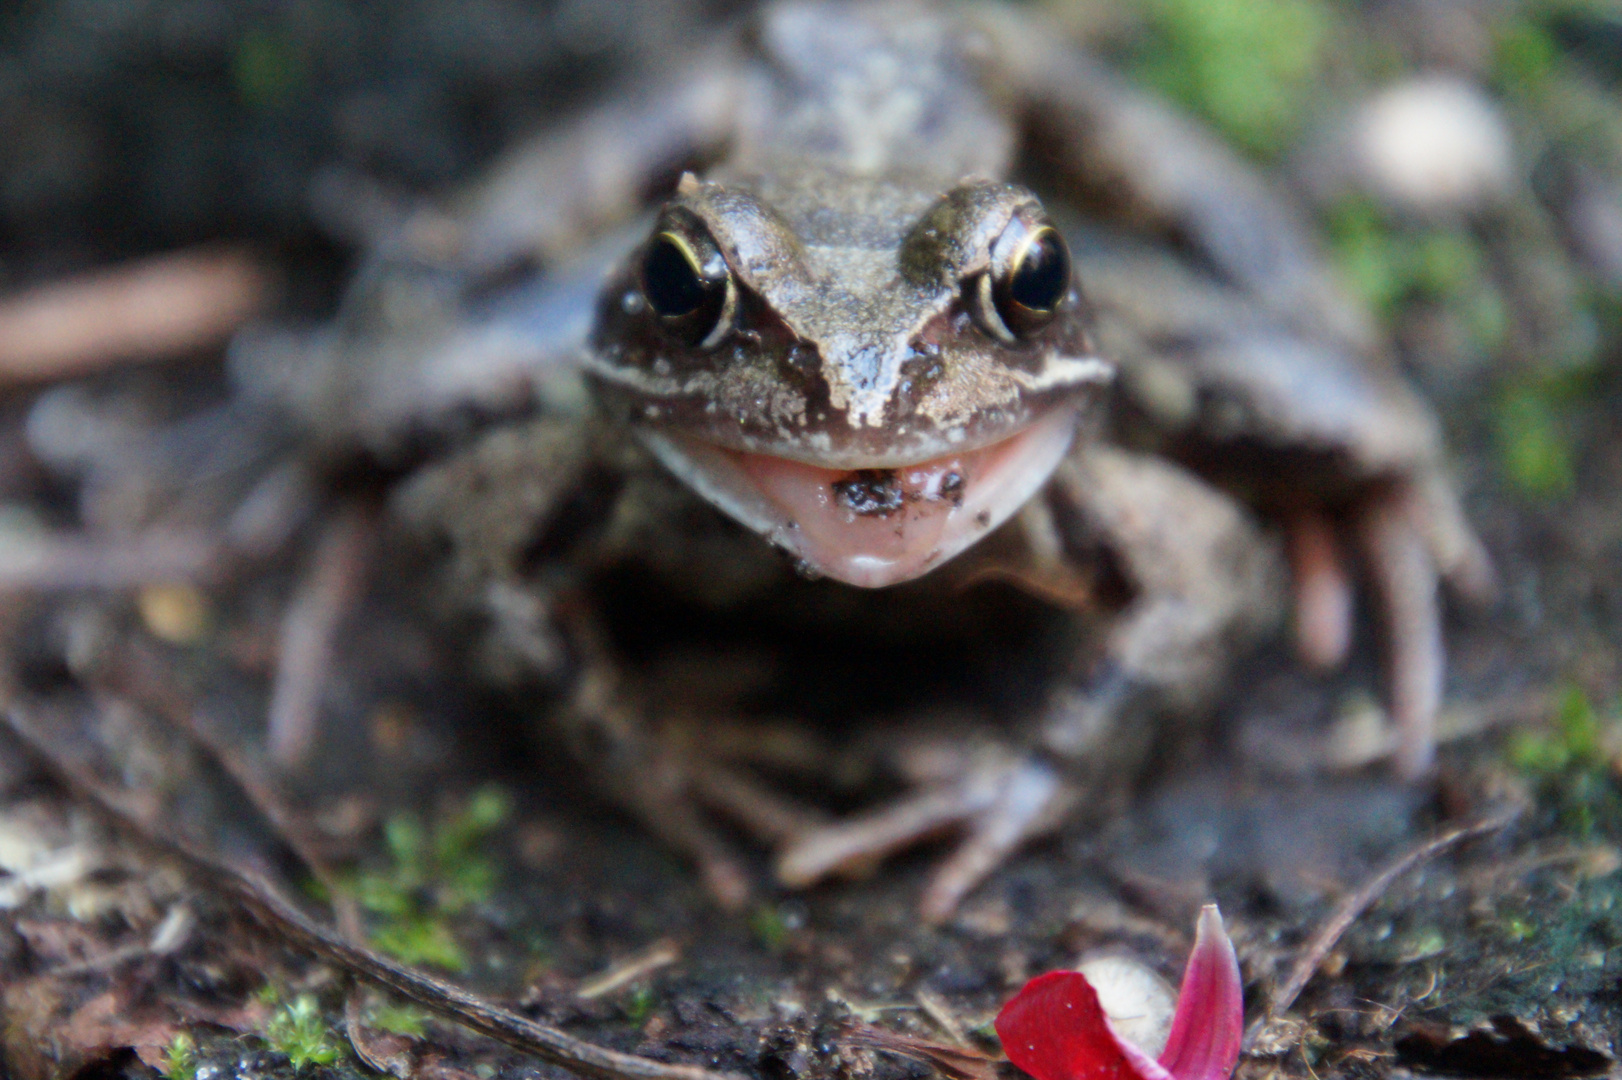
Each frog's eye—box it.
[973,220,1072,343]
[641,229,734,348]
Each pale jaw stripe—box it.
[1007,354,1115,392]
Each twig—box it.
[840,1023,998,1080]
[0,247,271,383]
[90,636,343,898]
[914,987,970,1048]
[1265,806,1521,1019]
[577,939,682,1000]
[1,701,746,1080]
[268,503,377,767]
[0,530,227,591]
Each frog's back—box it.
[727,1,1015,194]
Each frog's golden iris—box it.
[640,228,733,348]
[975,220,1073,342]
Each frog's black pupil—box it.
[1008,229,1069,312]
[644,236,709,318]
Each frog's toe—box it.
[619,776,755,911]
[1286,508,1356,672]
[774,754,1073,924]
[917,757,1074,924]
[1412,472,1498,607]
[1356,486,1445,779]
[689,758,831,843]
[1337,478,1496,779]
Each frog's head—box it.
[585,174,1111,587]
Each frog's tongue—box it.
[639,409,1078,588]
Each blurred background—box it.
[4,0,1616,725]
[0,0,1616,489]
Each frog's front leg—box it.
[1040,446,1285,740]
[232,55,740,465]
[395,419,838,910]
[1082,237,1496,776]
[776,445,1284,922]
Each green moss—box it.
[1494,16,1560,99]
[163,1032,197,1080]
[1494,386,1578,498]
[339,785,512,971]
[1493,355,1603,501]
[370,916,469,971]
[1512,685,1603,772]
[1494,2,1622,101]
[233,29,306,112]
[264,994,345,1072]
[1510,686,1622,837]
[368,1003,429,1039]
[1327,197,1509,364]
[749,904,790,952]
[1328,199,1497,312]
[1133,0,1333,158]
[622,986,658,1024]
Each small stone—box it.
[1354,76,1515,214]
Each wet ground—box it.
[2,3,1621,1080]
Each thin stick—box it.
[577,939,681,1000]
[914,987,969,1048]
[0,530,226,591]
[0,248,271,383]
[840,1023,998,1080]
[1,702,745,1080]
[1266,807,1521,1019]
[90,636,342,898]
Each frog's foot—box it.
[576,711,836,911]
[774,746,1074,924]
[606,754,758,911]
[1286,478,1495,778]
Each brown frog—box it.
[215,0,1492,921]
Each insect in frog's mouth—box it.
[636,408,1079,588]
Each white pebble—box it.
[1355,75,1515,214]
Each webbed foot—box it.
[1288,476,1496,777]
[775,743,1074,924]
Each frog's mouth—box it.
[637,409,1079,588]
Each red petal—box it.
[1157,905,1244,1080]
[995,971,1149,1080]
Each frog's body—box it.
[218,0,1493,920]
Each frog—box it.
[55,0,1492,923]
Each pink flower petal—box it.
[995,906,1244,1080]
[995,971,1167,1080]
[1157,905,1244,1080]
